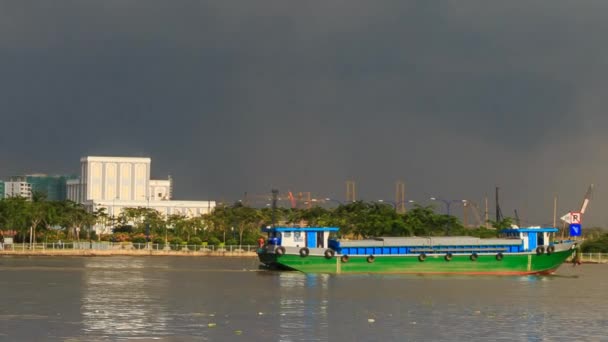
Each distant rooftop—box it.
[80,156,151,162]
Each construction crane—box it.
[514,209,521,227]
[240,191,312,209]
[495,186,503,222]
[464,200,484,228]
[288,192,297,208]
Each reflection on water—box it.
[81,258,170,338]
[278,273,330,341]
[1,257,606,341]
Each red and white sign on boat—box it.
[570,212,581,224]
[561,212,582,224]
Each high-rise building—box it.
[78,156,151,202]
[9,174,77,201]
[0,181,5,199]
[4,181,32,199]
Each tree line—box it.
[2,194,605,250]
[0,194,514,246]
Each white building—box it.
[4,181,32,199]
[92,199,215,220]
[78,156,152,202]
[68,156,215,234]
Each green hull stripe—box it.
[260,250,573,274]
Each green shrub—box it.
[226,238,237,246]
[131,236,147,244]
[153,237,165,245]
[188,237,202,245]
[208,237,221,246]
[581,233,608,253]
[131,236,147,249]
[167,237,182,250]
[242,237,257,245]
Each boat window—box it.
[294,231,303,242]
[283,232,292,238]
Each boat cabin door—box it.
[538,232,545,247]
[306,232,317,248]
[528,232,538,251]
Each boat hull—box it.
[258,248,574,275]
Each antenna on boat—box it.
[271,189,279,228]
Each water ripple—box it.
[0,257,605,341]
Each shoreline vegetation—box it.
[1,194,607,255]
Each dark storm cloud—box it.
[1,1,608,225]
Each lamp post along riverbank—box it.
[377,199,416,212]
[430,197,466,236]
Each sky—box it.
[1,1,607,227]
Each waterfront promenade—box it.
[0,242,258,257]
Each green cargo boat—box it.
[257,226,577,275]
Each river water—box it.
[0,256,606,341]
